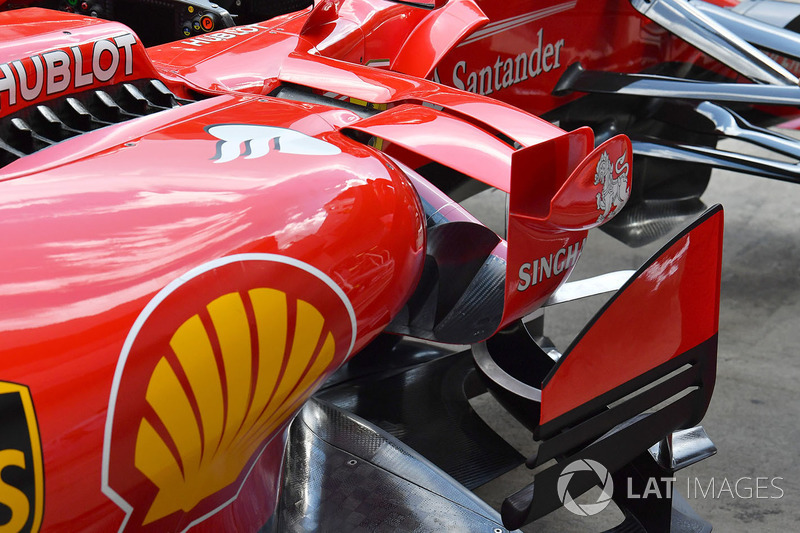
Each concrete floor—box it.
[462,136,800,532]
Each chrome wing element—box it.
[543,270,635,306]
[692,0,800,63]
[630,0,798,85]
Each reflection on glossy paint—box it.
[0,208,250,331]
[271,210,328,250]
[642,236,690,291]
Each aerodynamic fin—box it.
[474,204,723,529]
[540,204,723,425]
[385,129,632,344]
[390,0,488,79]
[502,129,633,323]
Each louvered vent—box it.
[0,79,191,168]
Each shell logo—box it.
[102,254,356,532]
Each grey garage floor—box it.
[463,135,800,532]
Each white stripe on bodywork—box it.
[458,1,577,47]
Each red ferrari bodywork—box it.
[247,0,800,205]
[433,0,740,114]
[0,5,723,532]
[193,0,734,116]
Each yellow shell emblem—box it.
[136,289,335,524]
[103,254,356,531]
